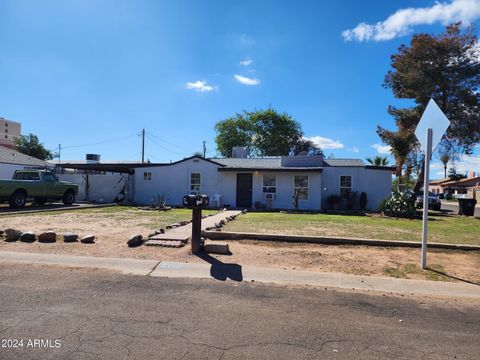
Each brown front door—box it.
[236,173,253,208]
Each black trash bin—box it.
[457,198,477,216]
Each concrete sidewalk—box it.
[1,251,479,298]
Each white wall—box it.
[134,159,223,206]
[0,163,24,179]
[134,158,322,210]
[321,167,392,210]
[57,173,129,203]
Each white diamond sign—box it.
[414,98,450,152]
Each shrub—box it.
[328,195,342,210]
[346,191,357,210]
[359,192,368,210]
[379,190,417,218]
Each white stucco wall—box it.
[134,158,322,210]
[57,173,129,203]
[321,167,392,210]
[134,158,224,206]
[133,158,392,210]
[0,163,24,179]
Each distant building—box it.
[0,117,21,149]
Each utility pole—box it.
[202,140,206,158]
[141,129,145,163]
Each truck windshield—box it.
[15,172,40,181]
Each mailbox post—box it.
[183,194,209,254]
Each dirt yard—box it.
[1,207,479,284]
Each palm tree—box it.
[365,156,389,166]
[439,151,451,179]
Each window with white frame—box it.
[294,175,309,200]
[144,172,152,181]
[263,174,276,193]
[190,173,201,194]
[340,175,352,196]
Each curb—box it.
[203,231,480,251]
[0,203,116,216]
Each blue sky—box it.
[0,0,479,178]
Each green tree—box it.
[365,155,389,166]
[378,23,480,192]
[290,138,324,156]
[214,113,254,157]
[214,108,303,157]
[14,134,53,160]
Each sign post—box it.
[421,128,432,269]
[414,99,450,270]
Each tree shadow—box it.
[196,252,243,282]
[426,267,480,286]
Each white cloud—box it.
[452,153,480,175]
[342,0,480,42]
[186,80,216,92]
[371,144,392,154]
[240,59,252,66]
[305,136,344,150]
[239,34,255,46]
[234,74,260,86]
[348,147,360,153]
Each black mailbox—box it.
[183,194,209,208]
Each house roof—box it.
[0,146,49,167]
[429,178,450,185]
[323,159,365,167]
[440,176,480,187]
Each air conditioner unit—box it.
[265,193,275,200]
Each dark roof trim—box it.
[218,167,323,173]
[57,163,154,174]
[365,165,396,171]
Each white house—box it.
[134,155,393,211]
[0,145,50,179]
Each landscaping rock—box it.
[179,220,189,226]
[171,223,181,228]
[63,233,79,242]
[204,243,231,255]
[80,235,96,244]
[127,234,144,248]
[166,225,172,230]
[220,220,226,225]
[5,229,22,241]
[214,223,222,228]
[0,230,4,237]
[20,231,36,243]
[38,231,56,243]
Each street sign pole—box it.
[421,128,433,270]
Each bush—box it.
[328,195,342,210]
[359,192,368,210]
[379,190,417,218]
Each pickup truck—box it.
[0,170,78,208]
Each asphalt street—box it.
[0,263,479,360]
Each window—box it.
[263,175,276,193]
[190,173,201,194]
[340,176,352,196]
[144,172,152,181]
[43,172,55,181]
[294,175,309,200]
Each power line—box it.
[60,133,138,150]
[145,134,189,156]
[147,131,192,152]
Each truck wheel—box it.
[63,190,75,205]
[9,190,27,208]
[34,198,47,206]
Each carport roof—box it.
[0,145,49,167]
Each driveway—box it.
[0,263,479,360]
[441,200,480,217]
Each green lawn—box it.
[222,212,480,245]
